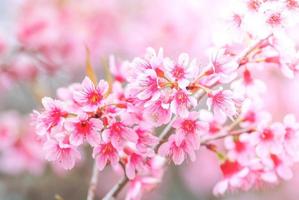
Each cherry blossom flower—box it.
[0,112,19,150]
[207,88,237,121]
[252,123,285,158]
[102,121,138,149]
[74,77,109,111]
[144,98,172,127]
[199,109,225,136]
[172,111,202,150]
[125,176,161,200]
[93,141,119,171]
[213,160,249,195]
[135,128,158,153]
[159,134,196,165]
[205,48,238,84]
[43,134,81,170]
[231,68,266,98]
[282,114,299,161]
[164,53,197,87]
[170,89,196,118]
[64,113,103,146]
[260,152,293,182]
[124,147,148,179]
[134,69,160,102]
[224,133,255,164]
[34,97,68,135]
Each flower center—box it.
[111,122,124,134]
[102,143,115,154]
[244,111,256,123]
[209,122,220,134]
[220,160,241,177]
[76,120,91,135]
[247,0,260,11]
[243,69,253,85]
[267,13,282,26]
[260,128,274,141]
[235,140,246,153]
[175,91,188,104]
[270,154,281,167]
[213,92,225,105]
[182,120,196,133]
[287,0,298,9]
[145,76,158,92]
[89,92,102,104]
[49,108,65,126]
[172,66,185,80]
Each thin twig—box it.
[154,116,177,151]
[87,162,100,200]
[102,177,129,200]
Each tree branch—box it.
[87,161,100,200]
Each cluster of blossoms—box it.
[0,112,45,175]
[217,0,299,78]
[28,0,299,199]
[34,40,299,199]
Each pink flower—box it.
[231,69,266,98]
[109,55,130,83]
[73,77,108,111]
[134,69,160,102]
[199,109,225,136]
[282,114,299,160]
[43,135,81,170]
[260,153,293,182]
[207,88,237,121]
[135,128,158,153]
[205,48,238,84]
[0,112,19,150]
[171,89,196,118]
[144,98,172,127]
[164,53,197,87]
[35,97,68,135]
[93,141,119,171]
[125,176,160,200]
[213,160,249,195]
[285,0,299,10]
[159,134,196,165]
[64,113,103,146]
[252,123,285,158]
[124,147,147,179]
[172,112,202,150]
[224,133,255,164]
[103,122,138,149]
[239,103,271,128]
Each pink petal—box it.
[172,149,185,165]
[213,180,228,196]
[96,156,108,171]
[126,163,136,179]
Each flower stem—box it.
[102,177,129,200]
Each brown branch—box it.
[102,177,129,200]
[87,162,100,200]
